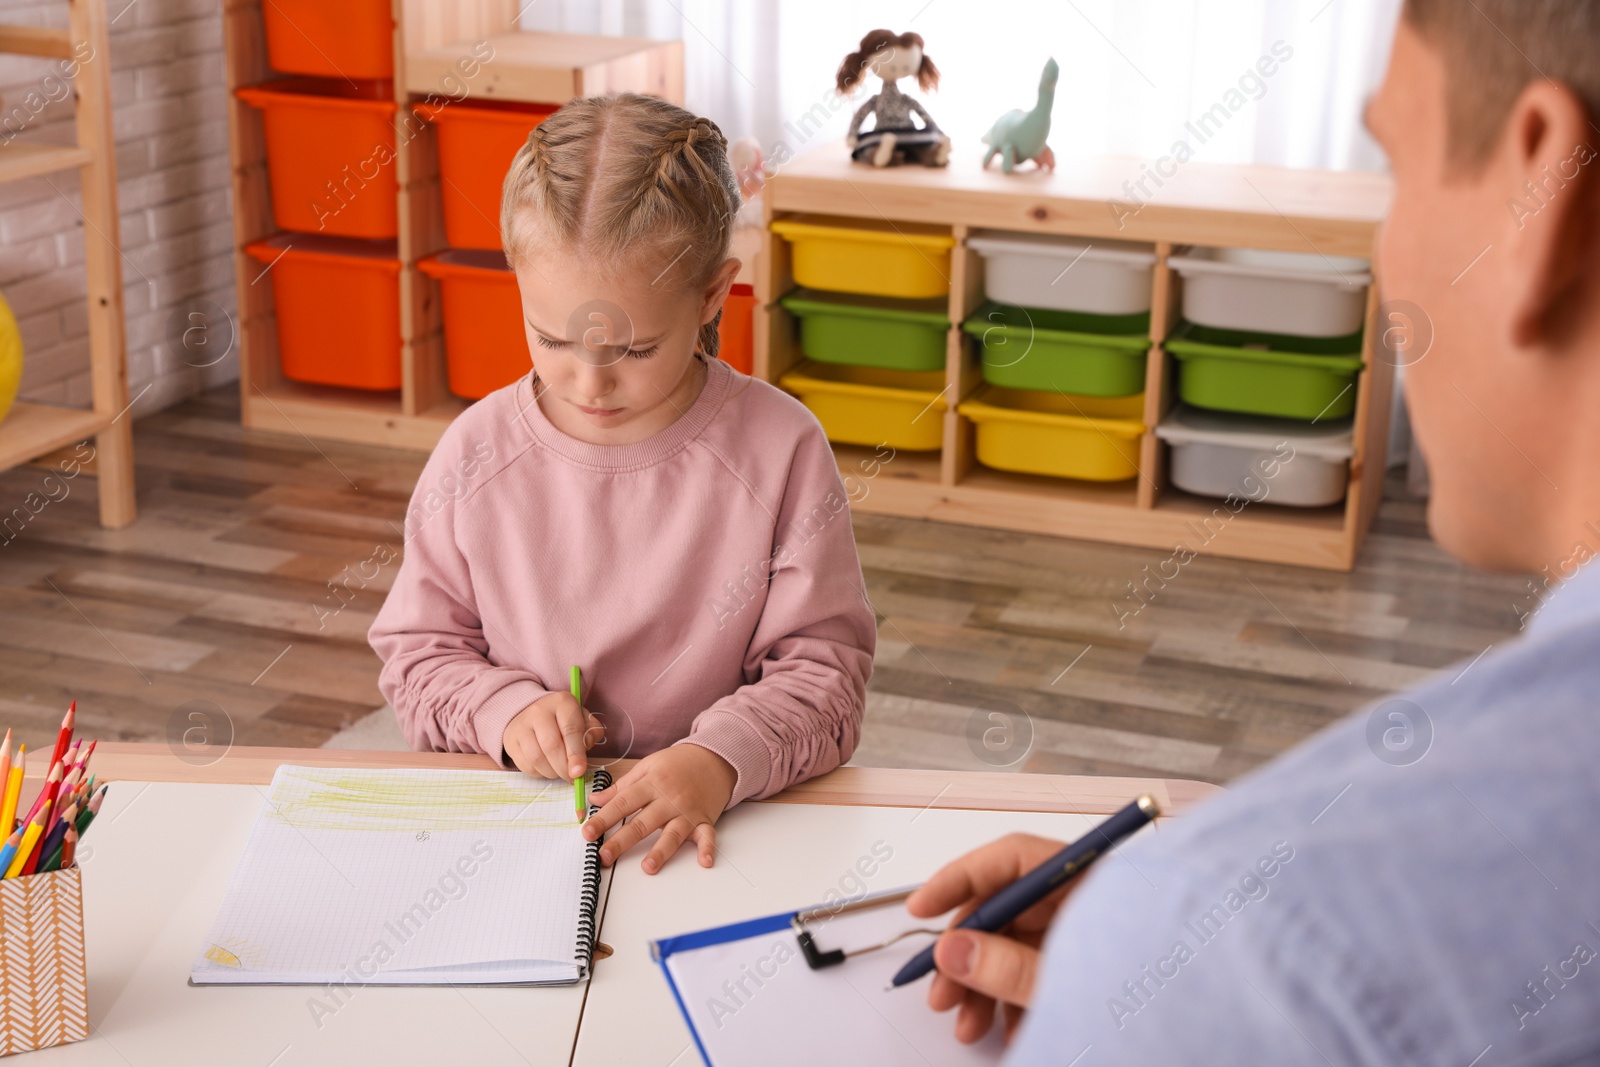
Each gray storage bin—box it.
[1155,405,1355,507]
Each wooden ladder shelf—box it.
[0,0,136,528]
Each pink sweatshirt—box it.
[368,356,877,807]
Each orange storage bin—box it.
[417,249,529,399]
[717,283,755,374]
[236,78,399,239]
[413,99,559,250]
[245,234,401,391]
[262,0,393,79]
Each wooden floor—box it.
[0,384,1529,785]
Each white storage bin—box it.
[1155,405,1355,508]
[967,231,1156,315]
[1168,246,1372,337]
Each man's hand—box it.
[502,691,604,781]
[906,833,1073,1045]
[581,744,737,874]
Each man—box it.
[907,3,1600,1062]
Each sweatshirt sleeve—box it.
[677,424,878,806]
[367,439,550,765]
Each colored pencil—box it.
[58,765,82,804]
[0,744,21,833]
[0,827,20,875]
[75,785,105,837]
[20,761,62,829]
[32,799,78,873]
[47,701,74,773]
[0,731,10,817]
[571,665,588,817]
[16,799,53,877]
[5,811,47,878]
[0,705,101,879]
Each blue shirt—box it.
[1008,561,1600,1066]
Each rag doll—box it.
[837,29,950,168]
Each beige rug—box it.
[320,705,411,751]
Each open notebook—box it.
[191,765,609,986]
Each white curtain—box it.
[520,0,1403,173]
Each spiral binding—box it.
[575,767,611,978]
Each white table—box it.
[37,744,1218,1065]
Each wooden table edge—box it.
[90,743,1222,817]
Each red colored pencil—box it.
[20,761,62,829]
[71,739,96,778]
[48,702,75,772]
[58,826,77,870]
[41,759,67,810]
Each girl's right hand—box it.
[503,691,605,781]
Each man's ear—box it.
[699,257,743,327]
[1499,79,1599,350]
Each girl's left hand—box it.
[582,745,737,874]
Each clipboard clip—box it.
[790,888,943,970]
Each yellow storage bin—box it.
[958,386,1145,481]
[771,215,954,299]
[778,361,948,451]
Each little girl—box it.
[368,94,877,876]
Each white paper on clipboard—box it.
[652,887,1005,1067]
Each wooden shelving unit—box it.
[221,0,683,450]
[0,0,135,527]
[757,144,1393,571]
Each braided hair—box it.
[501,94,741,361]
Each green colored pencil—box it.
[571,665,587,818]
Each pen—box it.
[889,794,1161,989]
[571,665,588,819]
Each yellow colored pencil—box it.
[0,744,23,834]
[5,811,47,879]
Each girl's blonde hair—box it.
[500,93,741,360]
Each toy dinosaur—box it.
[981,58,1059,173]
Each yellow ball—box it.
[0,289,21,425]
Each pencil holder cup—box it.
[0,865,88,1055]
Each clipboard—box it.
[649,887,1006,1066]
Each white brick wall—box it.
[0,0,236,415]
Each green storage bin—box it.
[1165,321,1364,421]
[779,288,949,371]
[961,301,1150,396]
